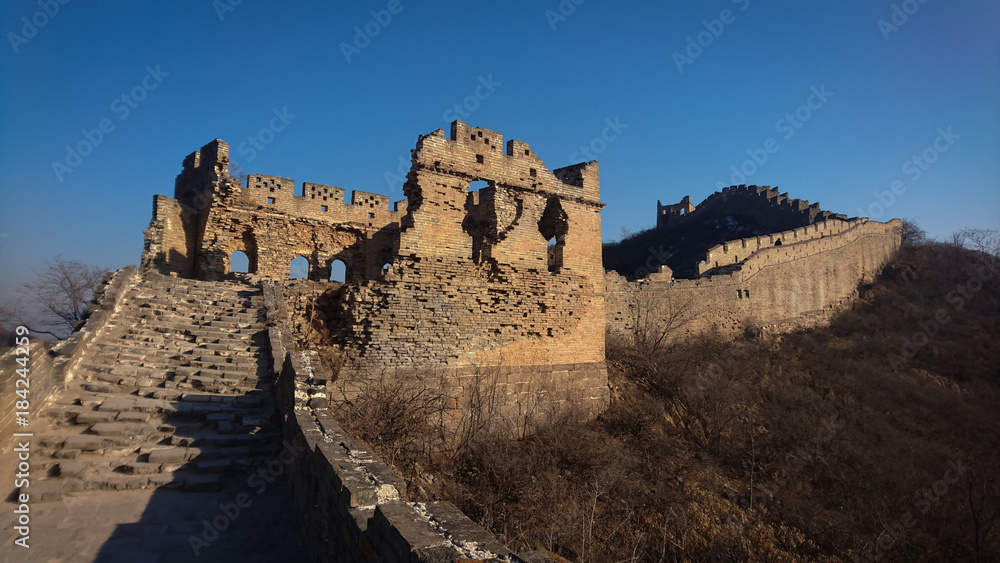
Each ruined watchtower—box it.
[142,121,611,420]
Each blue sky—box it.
[1,0,998,299]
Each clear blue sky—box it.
[1,0,998,299]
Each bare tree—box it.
[900,218,927,247]
[956,228,1000,259]
[227,160,250,186]
[0,256,110,339]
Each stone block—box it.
[57,461,87,478]
[90,422,128,436]
[147,448,188,464]
[76,411,116,424]
[63,435,104,451]
[28,480,64,503]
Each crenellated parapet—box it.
[693,217,900,279]
[240,173,408,228]
[696,217,858,275]
[657,184,847,232]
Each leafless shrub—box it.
[330,367,447,470]
[955,227,1000,260]
[452,357,508,456]
[623,282,697,358]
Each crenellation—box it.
[506,138,536,159]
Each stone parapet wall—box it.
[51,265,139,385]
[243,173,408,228]
[0,341,55,459]
[696,217,869,275]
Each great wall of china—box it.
[1,121,901,561]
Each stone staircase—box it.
[31,272,280,495]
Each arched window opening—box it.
[382,263,391,272]
[329,259,347,283]
[229,251,249,274]
[290,256,309,279]
[774,238,783,246]
[538,197,569,273]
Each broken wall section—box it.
[264,282,546,563]
[141,139,408,284]
[330,121,609,420]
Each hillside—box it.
[333,238,1000,562]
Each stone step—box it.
[28,273,275,494]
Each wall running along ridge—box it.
[656,184,847,232]
[606,218,902,337]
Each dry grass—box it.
[330,240,1000,562]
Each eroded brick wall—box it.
[327,122,609,417]
[264,281,558,563]
[142,139,407,283]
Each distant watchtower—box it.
[656,196,695,229]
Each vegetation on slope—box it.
[333,230,1000,562]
